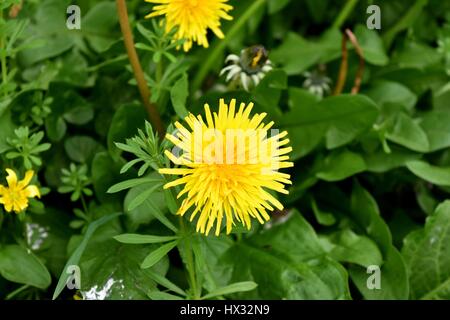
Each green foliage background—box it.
[0,0,450,300]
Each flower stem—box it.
[345,29,365,94]
[332,32,348,95]
[191,0,266,93]
[80,194,89,216]
[179,217,200,299]
[332,0,359,30]
[116,0,165,136]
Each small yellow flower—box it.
[145,0,233,52]
[159,99,293,236]
[0,169,40,213]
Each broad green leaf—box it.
[354,24,389,66]
[324,229,383,268]
[406,160,450,186]
[82,2,119,53]
[52,212,122,299]
[64,135,104,163]
[364,148,421,173]
[91,152,128,203]
[282,94,379,158]
[252,69,286,120]
[107,103,147,157]
[402,201,450,299]
[193,235,234,293]
[271,30,341,75]
[141,240,179,269]
[420,110,450,152]
[349,247,409,300]
[79,240,169,300]
[350,183,392,255]
[365,80,417,112]
[316,150,366,182]
[0,245,51,289]
[311,197,336,226]
[385,113,429,152]
[349,184,409,299]
[114,234,179,244]
[271,33,322,75]
[202,281,258,300]
[221,211,350,299]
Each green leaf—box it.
[271,33,322,75]
[202,281,258,300]
[0,110,15,153]
[350,183,392,255]
[114,234,178,244]
[170,74,189,118]
[267,0,290,14]
[311,197,336,226]
[146,269,186,296]
[324,229,383,268]
[316,150,366,182]
[420,110,450,152]
[141,240,179,269]
[64,136,104,163]
[124,177,177,232]
[127,182,164,211]
[364,148,421,173]
[349,184,409,299]
[107,103,147,158]
[402,201,450,299]
[147,291,184,300]
[349,247,409,300]
[365,80,417,113]
[271,30,341,75]
[385,113,429,152]
[79,240,169,300]
[252,69,287,119]
[222,211,350,299]
[108,177,162,194]
[282,94,379,158]
[406,160,450,186]
[0,245,51,289]
[63,106,94,125]
[354,24,389,66]
[82,2,119,53]
[52,212,122,300]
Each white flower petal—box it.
[241,73,250,91]
[225,54,240,63]
[220,65,236,76]
[226,66,242,82]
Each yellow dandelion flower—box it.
[159,99,294,236]
[145,0,233,52]
[0,169,40,213]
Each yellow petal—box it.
[24,185,40,199]
[18,170,34,189]
[5,169,17,188]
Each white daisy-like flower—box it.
[220,45,273,91]
[302,69,332,98]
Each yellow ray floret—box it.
[159,99,294,236]
[0,169,40,213]
[145,0,233,52]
